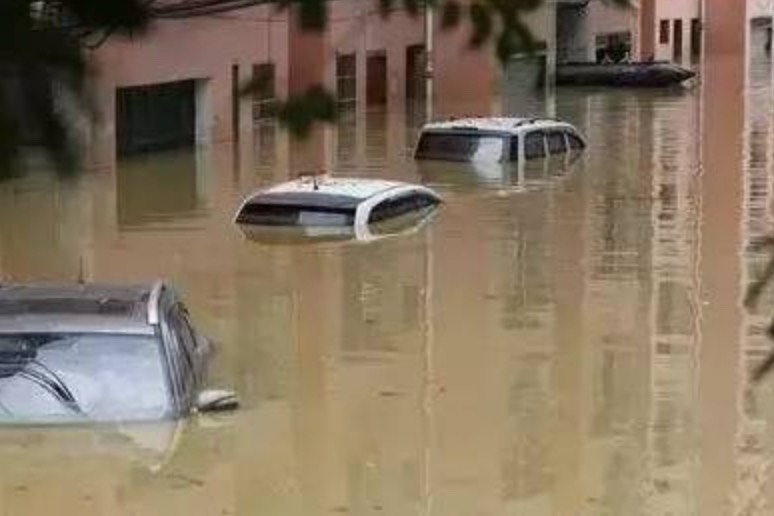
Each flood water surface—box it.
[1,56,774,515]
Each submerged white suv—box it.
[234,175,441,242]
[414,117,586,163]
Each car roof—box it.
[238,176,430,211]
[0,282,162,335]
[262,176,405,200]
[419,117,577,135]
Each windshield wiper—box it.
[19,361,82,414]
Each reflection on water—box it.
[116,151,203,229]
[4,49,774,516]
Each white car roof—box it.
[419,117,577,135]
[261,176,406,201]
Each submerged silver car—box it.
[0,281,237,424]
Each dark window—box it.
[659,20,670,44]
[673,19,683,61]
[231,64,240,143]
[415,132,506,161]
[336,53,357,104]
[367,51,387,106]
[368,193,438,224]
[237,204,355,227]
[116,80,195,156]
[524,131,546,159]
[252,63,276,119]
[567,133,585,150]
[595,31,632,63]
[547,131,567,154]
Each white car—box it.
[234,175,441,242]
[414,117,586,163]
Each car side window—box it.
[567,132,585,150]
[509,136,520,161]
[166,305,197,399]
[547,131,567,155]
[368,193,436,224]
[524,131,546,159]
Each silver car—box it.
[0,281,237,424]
[414,117,587,163]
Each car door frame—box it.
[520,128,548,162]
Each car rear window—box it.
[236,203,355,227]
[415,132,505,162]
[0,333,171,424]
[368,193,439,224]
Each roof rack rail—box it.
[147,280,164,325]
[513,116,561,128]
[513,118,537,128]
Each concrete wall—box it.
[749,0,774,20]
[557,4,594,62]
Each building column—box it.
[697,0,747,514]
[638,0,656,60]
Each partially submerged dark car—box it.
[0,281,238,424]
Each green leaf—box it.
[277,86,338,138]
[378,0,395,18]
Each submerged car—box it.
[0,281,238,424]
[414,117,586,163]
[234,175,442,242]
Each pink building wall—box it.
[85,0,555,169]
[326,1,424,108]
[88,7,290,165]
[653,0,700,63]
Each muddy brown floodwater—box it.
[2,40,774,516]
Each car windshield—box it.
[415,132,505,162]
[0,333,171,424]
[236,203,355,227]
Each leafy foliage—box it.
[0,0,149,176]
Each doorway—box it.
[673,19,684,62]
[116,80,195,156]
[367,51,388,107]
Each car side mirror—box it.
[196,389,239,413]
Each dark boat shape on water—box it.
[556,61,696,88]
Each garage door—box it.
[116,80,195,156]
